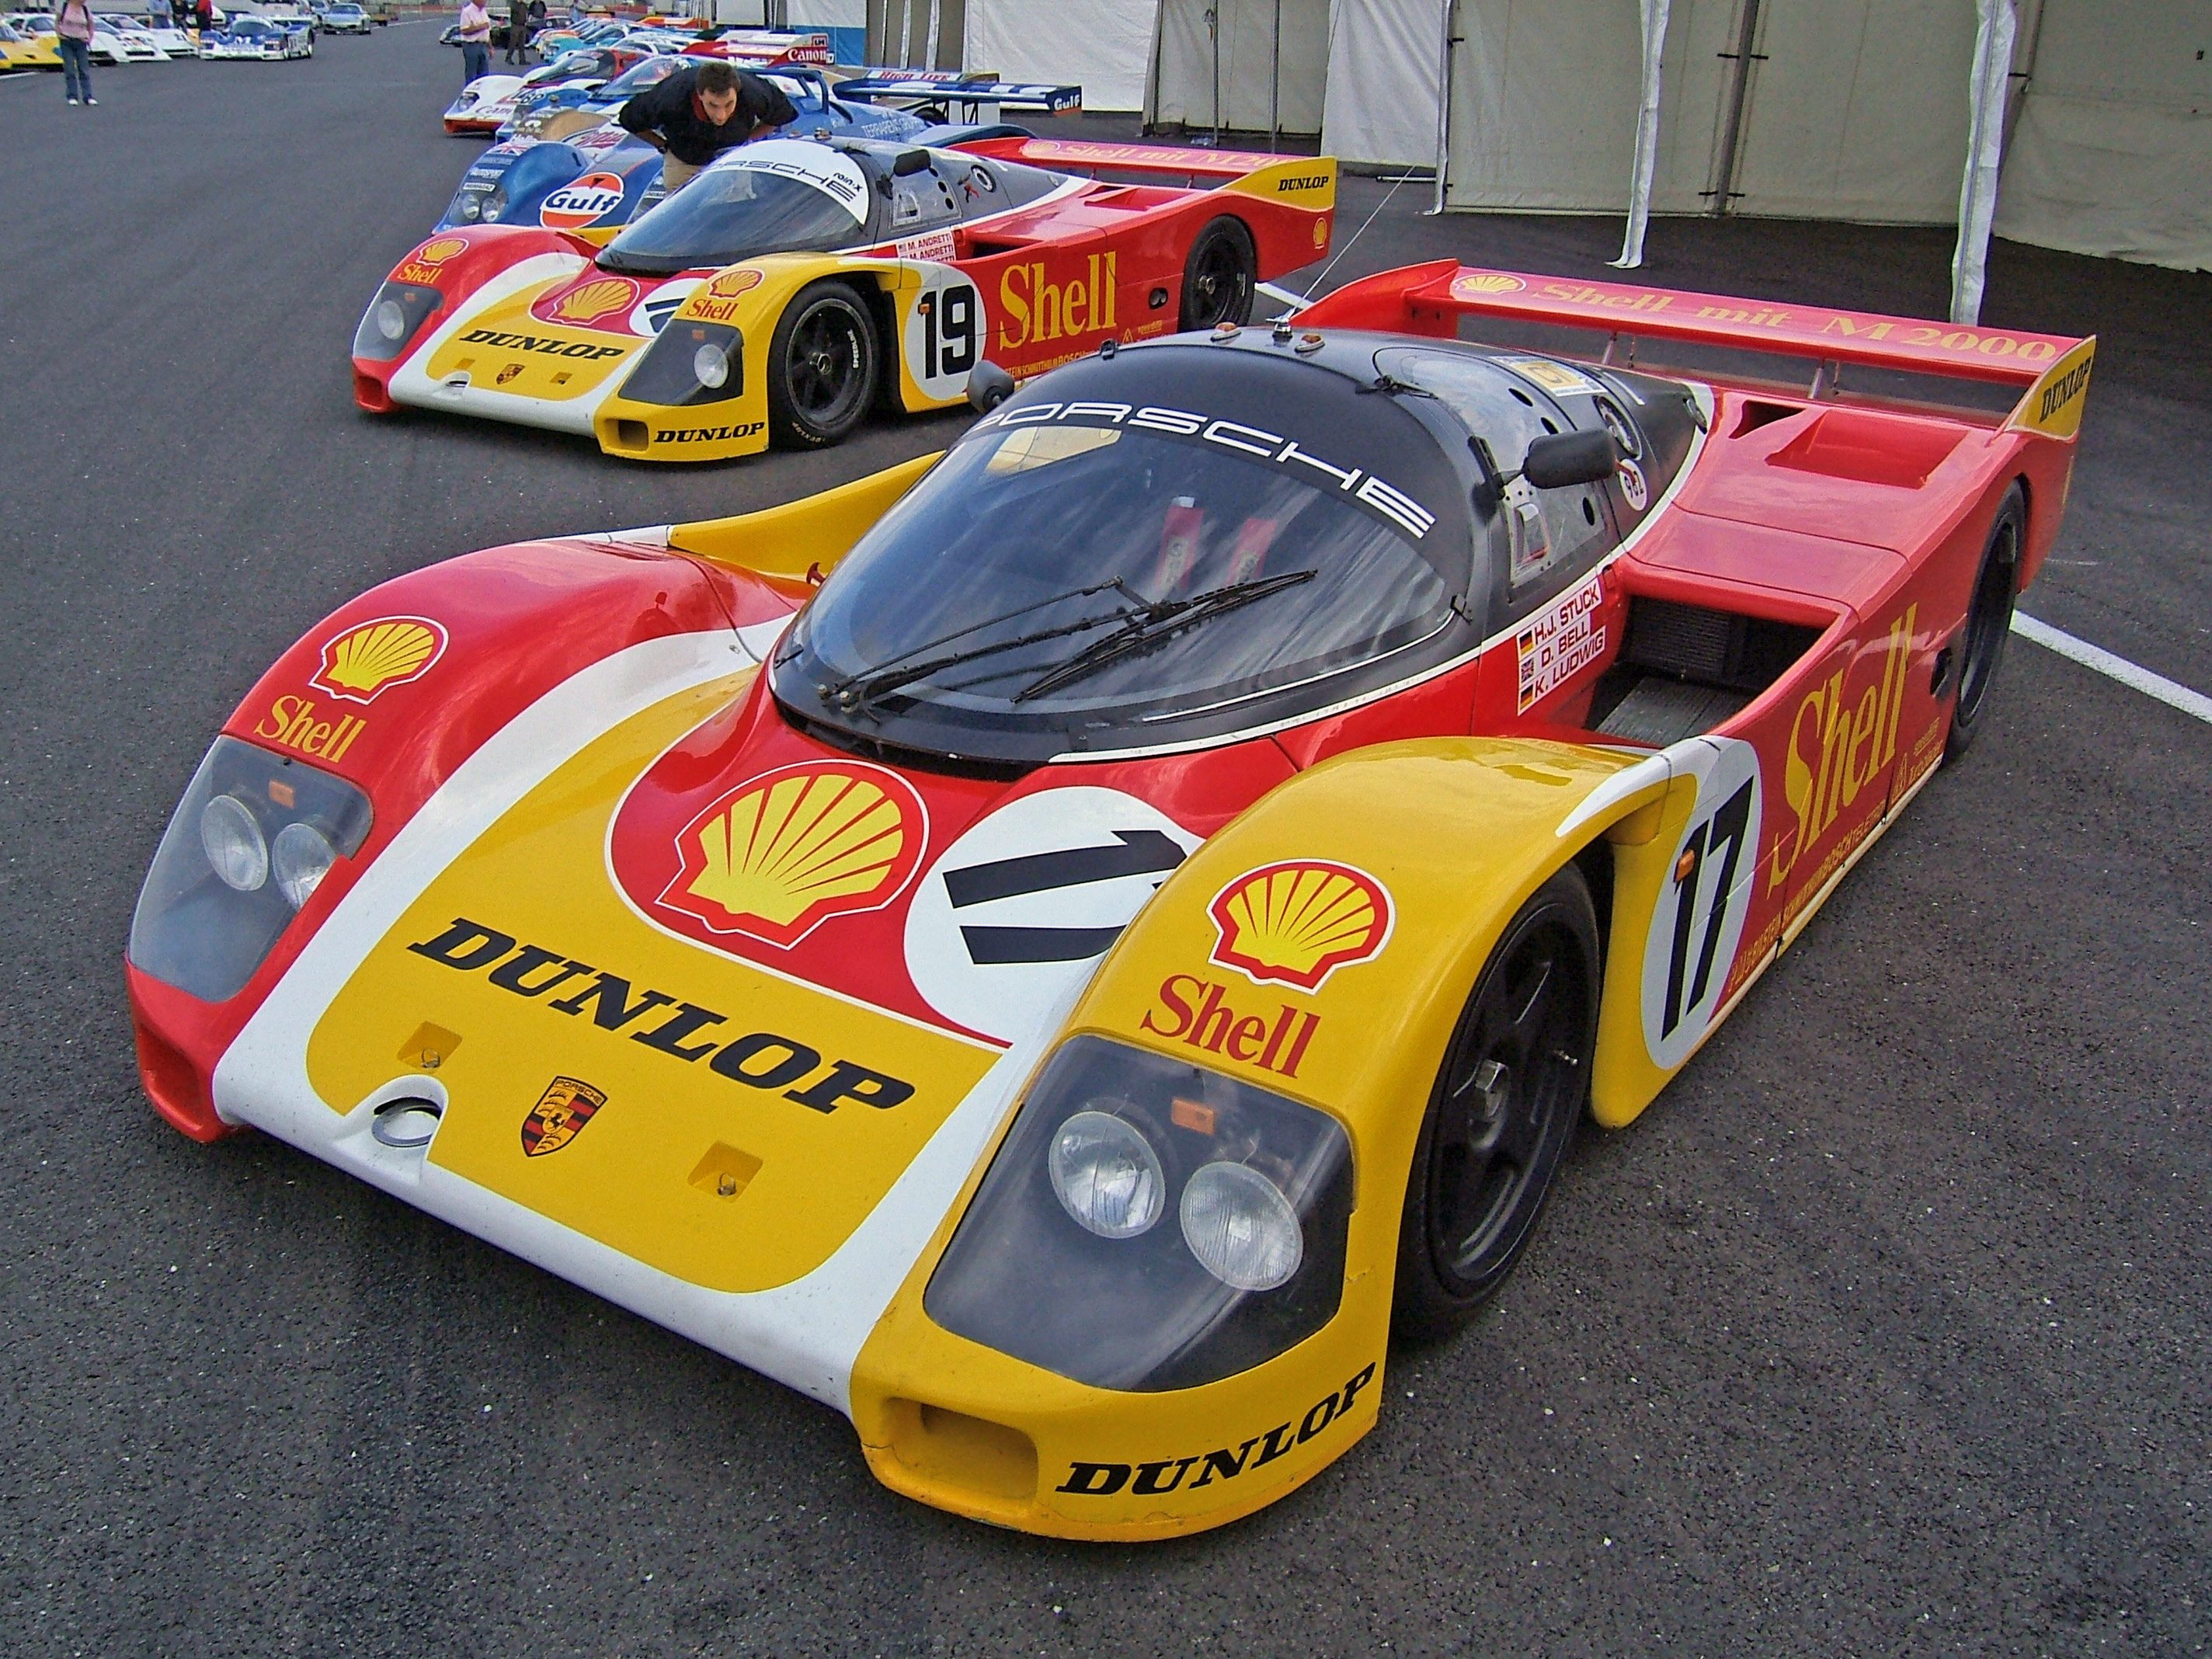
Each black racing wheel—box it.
[767,282,878,450]
[1177,216,1257,332]
[1393,867,1598,1341]
[1945,482,2025,760]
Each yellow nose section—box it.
[304,672,1000,1293]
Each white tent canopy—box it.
[1141,0,2210,304]
[965,0,1159,111]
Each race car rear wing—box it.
[836,71,1083,117]
[955,135,1312,185]
[1295,261,2095,437]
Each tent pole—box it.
[1612,0,1670,266]
[1428,0,1455,215]
[1950,0,2018,324]
[1707,0,1761,216]
[1211,0,1223,144]
[1270,0,1281,151]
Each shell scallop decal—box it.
[310,616,449,704]
[659,761,928,948]
[1207,861,1393,991]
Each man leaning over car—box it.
[617,58,795,194]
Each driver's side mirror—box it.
[1521,428,1619,490]
[967,360,1015,413]
[892,148,932,176]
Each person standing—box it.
[617,58,795,193]
[502,0,525,64]
[193,0,211,37]
[53,0,94,105]
[456,0,489,82]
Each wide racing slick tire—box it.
[1944,481,2025,763]
[767,280,880,450]
[1177,215,1257,333]
[1392,866,1598,1343]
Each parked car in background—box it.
[199,12,311,56]
[0,18,62,68]
[89,14,175,59]
[317,2,370,31]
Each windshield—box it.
[773,351,1476,764]
[599,149,865,275]
[593,52,677,98]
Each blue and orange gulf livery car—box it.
[137,264,2091,1538]
[350,135,1336,462]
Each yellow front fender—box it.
[849,735,1677,1540]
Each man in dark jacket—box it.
[617,58,795,193]
[503,0,527,63]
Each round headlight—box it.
[374,297,408,342]
[199,795,268,892]
[481,187,506,224]
[692,341,730,390]
[1180,1161,1303,1291]
[271,821,336,910]
[454,192,482,222]
[1048,1109,1165,1240]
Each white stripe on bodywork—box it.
[211,628,1052,1415]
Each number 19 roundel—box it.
[903,269,984,404]
[1639,737,1763,1070]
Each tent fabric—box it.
[1146,0,1330,134]
[964,0,1158,111]
[1319,0,1446,169]
[1992,0,2212,271]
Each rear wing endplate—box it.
[1296,262,2095,436]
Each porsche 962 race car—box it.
[353,135,1336,463]
[133,265,2092,1539]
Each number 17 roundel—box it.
[1639,737,1763,1070]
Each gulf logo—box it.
[539,172,628,231]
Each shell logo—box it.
[1207,861,1393,991]
[1452,271,1525,297]
[661,761,928,947]
[539,172,627,231]
[705,266,763,299]
[544,275,642,326]
[309,616,449,705]
[414,236,468,266]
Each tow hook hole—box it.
[1931,645,1955,697]
[371,1096,444,1149]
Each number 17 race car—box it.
[350,135,1336,462]
[135,265,2092,1538]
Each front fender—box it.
[592,253,910,462]
[847,736,1671,1539]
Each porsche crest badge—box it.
[520,1076,608,1156]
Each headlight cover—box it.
[130,737,373,1003]
[621,318,744,407]
[352,279,441,362]
[925,1035,1354,1393]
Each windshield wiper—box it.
[817,578,1150,715]
[1013,569,1317,704]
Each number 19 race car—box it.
[134,265,2092,1539]
[352,135,1334,464]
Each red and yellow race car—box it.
[135,264,2091,1538]
[350,135,1335,461]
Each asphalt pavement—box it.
[2,26,2208,1657]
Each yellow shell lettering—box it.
[687,772,906,927]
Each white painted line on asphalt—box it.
[2012,611,2212,726]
